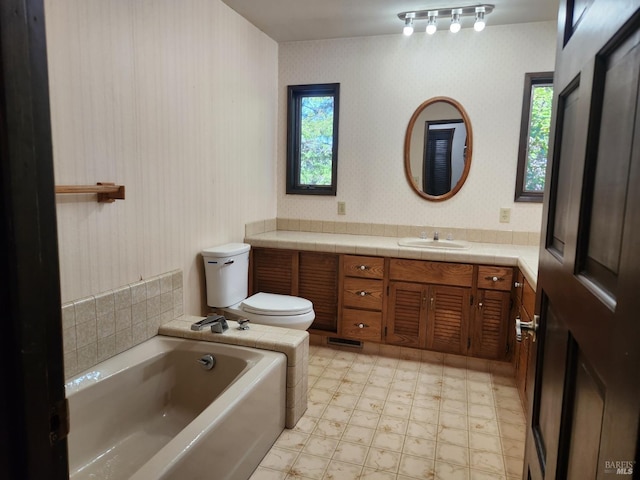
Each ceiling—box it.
[221,0,560,43]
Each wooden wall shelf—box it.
[55,182,125,203]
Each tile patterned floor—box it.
[250,343,526,480]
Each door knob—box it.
[515,314,539,342]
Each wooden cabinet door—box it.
[299,252,339,332]
[386,282,427,348]
[426,285,470,355]
[251,248,297,295]
[471,289,510,360]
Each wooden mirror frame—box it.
[403,96,473,202]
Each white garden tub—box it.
[65,336,286,480]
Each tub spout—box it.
[191,314,225,331]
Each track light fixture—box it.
[403,13,415,36]
[398,4,494,35]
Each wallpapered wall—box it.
[46,0,278,314]
[277,21,557,232]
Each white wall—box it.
[278,22,556,231]
[45,0,278,314]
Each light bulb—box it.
[403,16,414,36]
[450,11,461,33]
[426,14,437,35]
[474,9,485,31]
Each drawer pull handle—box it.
[354,323,369,329]
[514,281,523,288]
[358,265,368,271]
[485,276,504,282]
[357,291,369,297]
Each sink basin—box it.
[398,238,470,250]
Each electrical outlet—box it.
[337,201,346,215]
[499,208,511,223]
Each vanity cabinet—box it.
[471,266,514,360]
[386,259,473,355]
[339,255,385,342]
[250,248,339,333]
[513,269,536,412]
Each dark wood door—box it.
[524,2,640,479]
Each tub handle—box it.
[237,319,250,330]
[198,354,216,370]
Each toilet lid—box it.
[242,292,313,316]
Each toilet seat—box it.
[241,292,313,316]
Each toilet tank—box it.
[202,243,251,307]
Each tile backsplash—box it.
[61,270,184,379]
[246,218,541,246]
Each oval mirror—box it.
[404,97,473,201]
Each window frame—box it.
[286,83,340,195]
[515,71,554,203]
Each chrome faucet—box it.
[433,231,439,241]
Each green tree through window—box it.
[287,84,340,195]
[515,72,554,202]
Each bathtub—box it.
[65,336,287,480]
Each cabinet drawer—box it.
[389,259,473,287]
[341,309,382,342]
[343,255,384,279]
[343,277,384,310]
[477,266,513,291]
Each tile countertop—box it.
[245,230,540,290]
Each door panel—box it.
[525,3,640,480]
[386,282,426,348]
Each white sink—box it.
[398,238,470,250]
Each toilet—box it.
[202,243,315,330]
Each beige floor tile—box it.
[411,406,439,424]
[441,386,467,401]
[403,436,436,458]
[498,421,526,441]
[469,431,502,453]
[387,389,415,404]
[332,441,369,465]
[349,410,380,429]
[467,404,496,420]
[467,380,493,395]
[321,405,352,423]
[313,419,347,439]
[365,447,401,473]
[308,388,333,404]
[443,376,467,389]
[412,394,441,410]
[372,431,405,452]
[468,417,500,436]
[260,447,299,471]
[249,466,288,480]
[314,378,341,392]
[438,426,469,448]
[495,396,523,412]
[383,402,411,419]
[435,442,469,467]
[441,398,468,414]
[362,384,389,400]
[467,390,494,406]
[328,391,359,408]
[302,435,339,458]
[438,411,468,430]
[357,396,385,414]
[294,416,319,434]
[336,380,365,397]
[290,453,330,479]
[322,460,362,480]
[502,438,525,459]
[343,371,370,384]
[360,467,397,479]
[406,420,438,440]
[275,430,309,451]
[469,450,506,475]
[378,415,408,435]
[435,461,470,480]
[398,453,436,478]
[470,469,506,480]
[497,408,525,425]
[444,366,467,379]
[342,424,375,445]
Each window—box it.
[515,72,554,202]
[286,84,339,195]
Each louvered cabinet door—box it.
[299,252,339,332]
[426,285,470,355]
[471,289,511,360]
[251,248,297,295]
[386,282,427,348]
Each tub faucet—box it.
[237,319,250,330]
[433,231,439,241]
